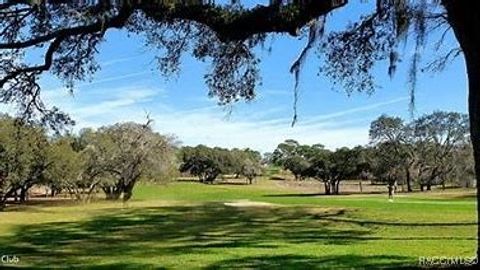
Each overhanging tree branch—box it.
[1,0,346,48]
[0,0,347,127]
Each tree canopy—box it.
[0,115,178,208]
[1,0,457,126]
[0,0,347,126]
[268,111,472,195]
[179,145,262,184]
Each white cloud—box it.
[32,84,407,153]
[149,108,370,153]
[145,98,407,152]
[299,97,409,125]
[41,85,167,130]
[78,71,152,87]
[101,55,141,67]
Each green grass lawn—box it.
[0,179,477,269]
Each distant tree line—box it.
[268,111,472,195]
[0,110,472,209]
[0,115,177,210]
[179,145,262,184]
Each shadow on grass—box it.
[0,203,418,269]
[204,254,416,270]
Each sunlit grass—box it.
[0,179,476,269]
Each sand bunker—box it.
[224,200,277,208]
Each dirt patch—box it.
[272,179,392,194]
[224,200,278,208]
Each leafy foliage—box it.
[369,111,471,190]
[0,0,345,127]
[1,115,177,208]
[0,115,48,208]
[179,145,262,184]
[85,121,177,201]
[321,0,449,111]
[271,140,364,194]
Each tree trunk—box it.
[330,180,340,195]
[123,178,140,202]
[103,186,122,200]
[443,0,480,259]
[108,190,122,200]
[19,187,27,203]
[324,181,331,195]
[426,183,431,191]
[330,181,336,195]
[123,188,133,202]
[0,190,12,212]
[405,166,412,192]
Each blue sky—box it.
[26,1,467,153]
